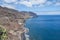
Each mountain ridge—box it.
[0,6,37,40]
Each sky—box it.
[0,0,60,15]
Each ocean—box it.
[25,15,60,40]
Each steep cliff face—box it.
[20,11,37,18]
[0,6,36,40]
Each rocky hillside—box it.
[0,6,36,40]
[20,11,37,17]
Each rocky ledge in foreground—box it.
[0,6,37,40]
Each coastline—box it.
[0,6,37,40]
[24,27,30,40]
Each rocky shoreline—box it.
[0,6,36,40]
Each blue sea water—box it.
[25,15,60,40]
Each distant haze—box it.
[35,11,60,15]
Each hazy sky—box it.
[0,0,60,15]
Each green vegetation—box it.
[0,25,7,40]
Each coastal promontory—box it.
[0,6,36,40]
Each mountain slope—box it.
[0,6,37,40]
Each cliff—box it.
[0,6,36,40]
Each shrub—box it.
[0,26,7,40]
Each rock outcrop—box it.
[0,6,36,40]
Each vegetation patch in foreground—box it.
[0,26,7,40]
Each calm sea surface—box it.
[25,15,60,40]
